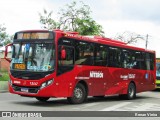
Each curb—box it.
[0,90,8,93]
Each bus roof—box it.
[61,31,155,54]
[15,29,155,54]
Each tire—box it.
[67,83,87,104]
[119,83,136,100]
[36,97,50,102]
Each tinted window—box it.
[75,41,94,65]
[122,49,136,69]
[95,44,108,66]
[108,47,121,67]
[58,46,74,66]
[146,53,154,70]
[132,51,146,69]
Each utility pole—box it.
[145,34,148,49]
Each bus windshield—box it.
[11,43,55,72]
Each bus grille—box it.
[12,84,39,93]
[10,70,53,80]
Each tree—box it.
[39,1,104,36]
[72,16,104,35]
[0,24,12,46]
[115,31,145,44]
[39,9,60,30]
[0,24,7,45]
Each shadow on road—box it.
[152,89,160,92]
[12,98,70,107]
[11,95,152,107]
[86,95,151,104]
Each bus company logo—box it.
[120,74,136,80]
[13,81,21,84]
[90,71,103,78]
[30,82,38,86]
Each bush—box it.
[0,71,9,81]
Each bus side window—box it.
[95,44,108,66]
[146,53,151,70]
[75,41,94,65]
[146,53,155,70]
[122,49,136,69]
[133,51,146,70]
[150,53,155,70]
[108,47,121,67]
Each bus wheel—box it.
[127,82,136,99]
[120,83,136,100]
[67,83,87,104]
[36,97,50,102]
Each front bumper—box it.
[9,82,56,97]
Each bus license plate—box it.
[21,88,28,93]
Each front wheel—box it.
[67,83,87,104]
[36,97,50,102]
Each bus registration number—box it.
[21,88,28,93]
[14,63,26,70]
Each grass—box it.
[0,70,9,81]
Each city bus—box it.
[156,58,160,88]
[4,30,156,104]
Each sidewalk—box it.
[0,81,8,92]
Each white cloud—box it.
[0,0,160,57]
[98,19,160,57]
[0,0,58,35]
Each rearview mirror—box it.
[4,43,13,63]
[61,46,66,60]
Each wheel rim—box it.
[74,87,83,99]
[129,86,134,98]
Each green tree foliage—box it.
[0,24,12,46]
[39,9,60,30]
[39,1,104,36]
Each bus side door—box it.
[57,45,75,96]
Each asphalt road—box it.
[0,90,160,120]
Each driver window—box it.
[57,45,74,75]
[58,46,74,66]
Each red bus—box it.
[5,30,156,104]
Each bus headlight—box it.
[40,79,54,89]
[9,79,12,86]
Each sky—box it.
[0,0,160,57]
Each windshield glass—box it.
[11,43,55,72]
[156,63,160,77]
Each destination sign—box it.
[14,63,26,70]
[15,32,53,39]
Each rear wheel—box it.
[36,97,50,102]
[119,82,136,100]
[67,83,87,104]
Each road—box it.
[0,90,160,119]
